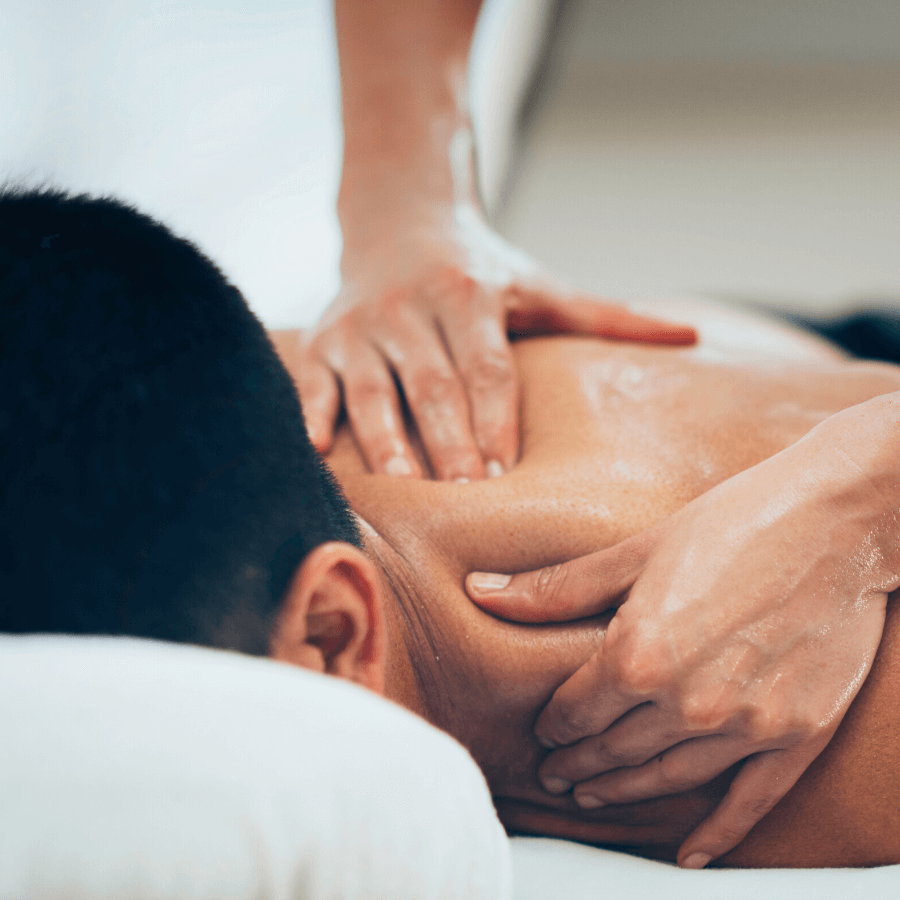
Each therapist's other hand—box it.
[297,205,695,481]
[466,412,900,866]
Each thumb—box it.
[466,530,657,623]
[506,284,697,346]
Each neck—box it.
[355,514,425,717]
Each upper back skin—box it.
[288,298,900,867]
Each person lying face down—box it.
[4,190,899,870]
[299,308,900,871]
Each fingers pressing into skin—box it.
[566,735,748,809]
[466,559,622,624]
[269,329,342,455]
[507,284,697,346]
[587,302,698,345]
[534,637,643,749]
[308,194,700,480]
[677,747,820,868]
[308,188,701,479]
[466,528,659,624]
[439,292,518,475]
[295,357,342,454]
[375,308,484,482]
[337,339,423,478]
[537,701,699,792]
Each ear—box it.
[269,541,385,694]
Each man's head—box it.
[0,188,383,689]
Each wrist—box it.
[339,185,483,260]
[340,120,478,206]
[798,392,900,593]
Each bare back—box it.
[281,299,900,866]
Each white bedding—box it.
[510,837,900,900]
[2,635,899,900]
[0,636,510,900]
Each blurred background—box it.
[496,0,900,318]
[2,0,898,327]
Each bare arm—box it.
[291,0,695,482]
[336,0,482,242]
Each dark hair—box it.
[0,188,361,653]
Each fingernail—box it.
[486,460,505,478]
[537,735,557,750]
[542,777,572,794]
[468,573,511,594]
[385,456,413,476]
[682,853,712,870]
[575,793,604,810]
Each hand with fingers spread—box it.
[311,0,695,482]
[466,393,900,868]
[298,205,695,481]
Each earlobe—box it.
[270,542,385,694]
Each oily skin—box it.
[469,386,900,867]
[300,300,900,867]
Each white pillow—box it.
[0,635,511,900]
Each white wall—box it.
[498,0,900,314]
[1,1,341,328]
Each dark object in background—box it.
[789,308,900,365]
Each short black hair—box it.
[0,188,361,654]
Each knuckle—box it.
[543,701,591,747]
[462,352,515,394]
[609,636,669,695]
[534,563,562,597]
[346,376,390,408]
[747,707,820,746]
[375,286,415,317]
[797,720,823,743]
[552,712,592,746]
[319,333,356,372]
[681,694,728,731]
[793,708,826,740]
[746,706,784,743]
[532,564,574,610]
[434,267,479,304]
[747,794,778,818]
[410,367,459,410]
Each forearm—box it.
[335,0,483,251]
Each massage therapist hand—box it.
[297,202,695,481]
[466,392,900,867]
[304,0,695,482]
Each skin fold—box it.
[273,297,900,867]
